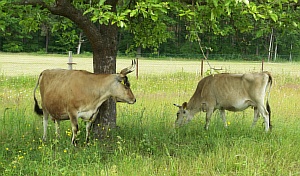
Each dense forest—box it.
[1,1,300,61]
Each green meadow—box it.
[0,54,300,175]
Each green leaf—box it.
[292,21,298,28]
[151,15,158,21]
[130,10,137,17]
[213,0,218,7]
[257,14,265,19]
[91,16,98,22]
[118,21,126,28]
[242,0,249,6]
[0,0,6,6]
[83,8,93,15]
[211,11,215,21]
[0,25,5,32]
[99,0,106,6]
[269,13,278,22]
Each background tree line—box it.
[1,0,300,61]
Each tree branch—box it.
[12,0,119,52]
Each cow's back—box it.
[192,73,269,111]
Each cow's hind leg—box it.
[42,112,49,142]
[55,120,61,138]
[251,107,260,128]
[219,109,227,128]
[69,113,79,146]
[257,105,270,132]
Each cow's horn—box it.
[120,59,136,76]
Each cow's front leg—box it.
[204,109,214,130]
[42,112,49,142]
[84,111,98,144]
[85,121,92,144]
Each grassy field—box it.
[0,53,300,175]
[1,52,300,76]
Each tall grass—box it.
[0,71,299,175]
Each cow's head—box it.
[174,102,191,127]
[113,60,136,104]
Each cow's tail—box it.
[265,72,272,130]
[34,73,43,116]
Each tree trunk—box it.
[289,43,293,62]
[40,0,119,139]
[274,42,277,61]
[268,28,274,62]
[45,30,49,53]
[92,23,118,139]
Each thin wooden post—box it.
[200,59,204,77]
[136,58,139,79]
[261,59,264,72]
[67,51,76,70]
[136,47,141,79]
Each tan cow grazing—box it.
[34,60,136,145]
[174,72,272,132]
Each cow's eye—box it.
[123,81,130,88]
[119,80,126,85]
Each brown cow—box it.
[34,60,136,145]
[174,72,272,131]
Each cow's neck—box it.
[186,98,201,116]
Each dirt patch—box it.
[281,83,300,90]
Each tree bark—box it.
[92,22,118,139]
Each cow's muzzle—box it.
[116,98,136,104]
[127,98,136,104]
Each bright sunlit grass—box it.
[0,58,299,175]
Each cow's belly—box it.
[218,99,253,112]
[48,110,69,121]
[77,109,99,122]
[53,114,69,120]
[43,100,70,120]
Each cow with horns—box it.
[174,72,272,131]
[34,60,136,145]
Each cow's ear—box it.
[173,104,181,108]
[116,75,123,82]
[182,102,187,109]
[118,73,126,78]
